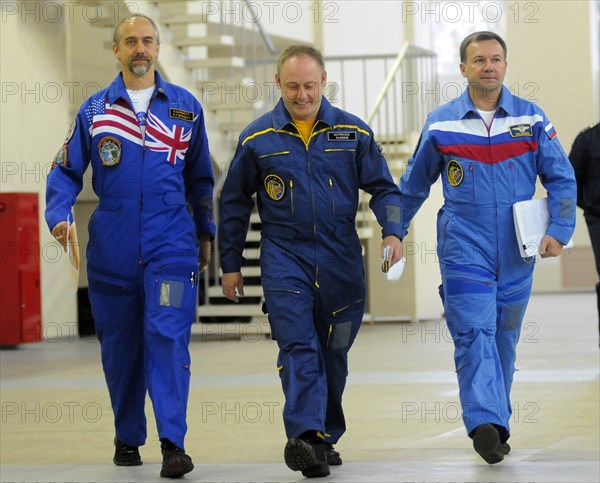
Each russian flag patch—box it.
[544,122,557,139]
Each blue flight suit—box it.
[219,97,402,443]
[45,72,216,450]
[399,86,576,441]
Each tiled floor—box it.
[1,292,598,482]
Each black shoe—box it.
[284,438,330,478]
[473,424,505,464]
[113,437,142,466]
[324,442,342,466]
[160,439,194,478]
[501,442,511,455]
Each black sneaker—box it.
[324,442,342,466]
[472,424,505,464]
[160,438,194,478]
[113,437,142,466]
[284,437,330,478]
[501,442,511,455]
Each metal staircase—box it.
[115,1,438,327]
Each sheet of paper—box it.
[386,257,406,282]
[513,198,573,258]
[66,215,80,292]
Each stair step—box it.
[185,57,245,69]
[221,266,262,278]
[241,249,260,261]
[88,15,118,28]
[219,121,251,133]
[160,13,211,25]
[209,285,263,297]
[241,266,261,277]
[357,226,374,239]
[198,78,245,92]
[173,35,234,48]
[204,101,258,112]
[245,231,261,242]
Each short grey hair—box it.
[277,44,325,73]
[113,13,160,45]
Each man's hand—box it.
[51,221,68,252]
[539,234,564,258]
[381,235,403,269]
[222,272,244,303]
[199,235,213,273]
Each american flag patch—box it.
[91,100,143,146]
[90,99,193,164]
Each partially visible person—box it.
[219,44,403,478]
[569,122,600,336]
[45,13,215,479]
[399,31,576,464]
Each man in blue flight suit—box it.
[219,45,403,478]
[399,32,576,464]
[45,14,215,479]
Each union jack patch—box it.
[146,113,192,164]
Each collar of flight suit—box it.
[271,96,336,135]
[105,70,170,107]
[456,84,517,121]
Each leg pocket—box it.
[159,280,186,308]
[149,262,198,321]
[326,298,364,351]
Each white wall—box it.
[323,1,406,56]
[505,0,596,291]
[1,2,77,335]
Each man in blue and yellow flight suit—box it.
[219,45,404,478]
[45,14,215,479]
[399,32,576,464]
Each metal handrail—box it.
[367,42,411,124]
[324,43,437,147]
[241,0,277,56]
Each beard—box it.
[129,58,151,76]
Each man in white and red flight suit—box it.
[399,31,576,465]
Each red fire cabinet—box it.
[0,192,42,345]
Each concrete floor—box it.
[1,292,598,482]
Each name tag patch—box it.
[328,131,356,141]
[509,123,533,137]
[170,108,194,121]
